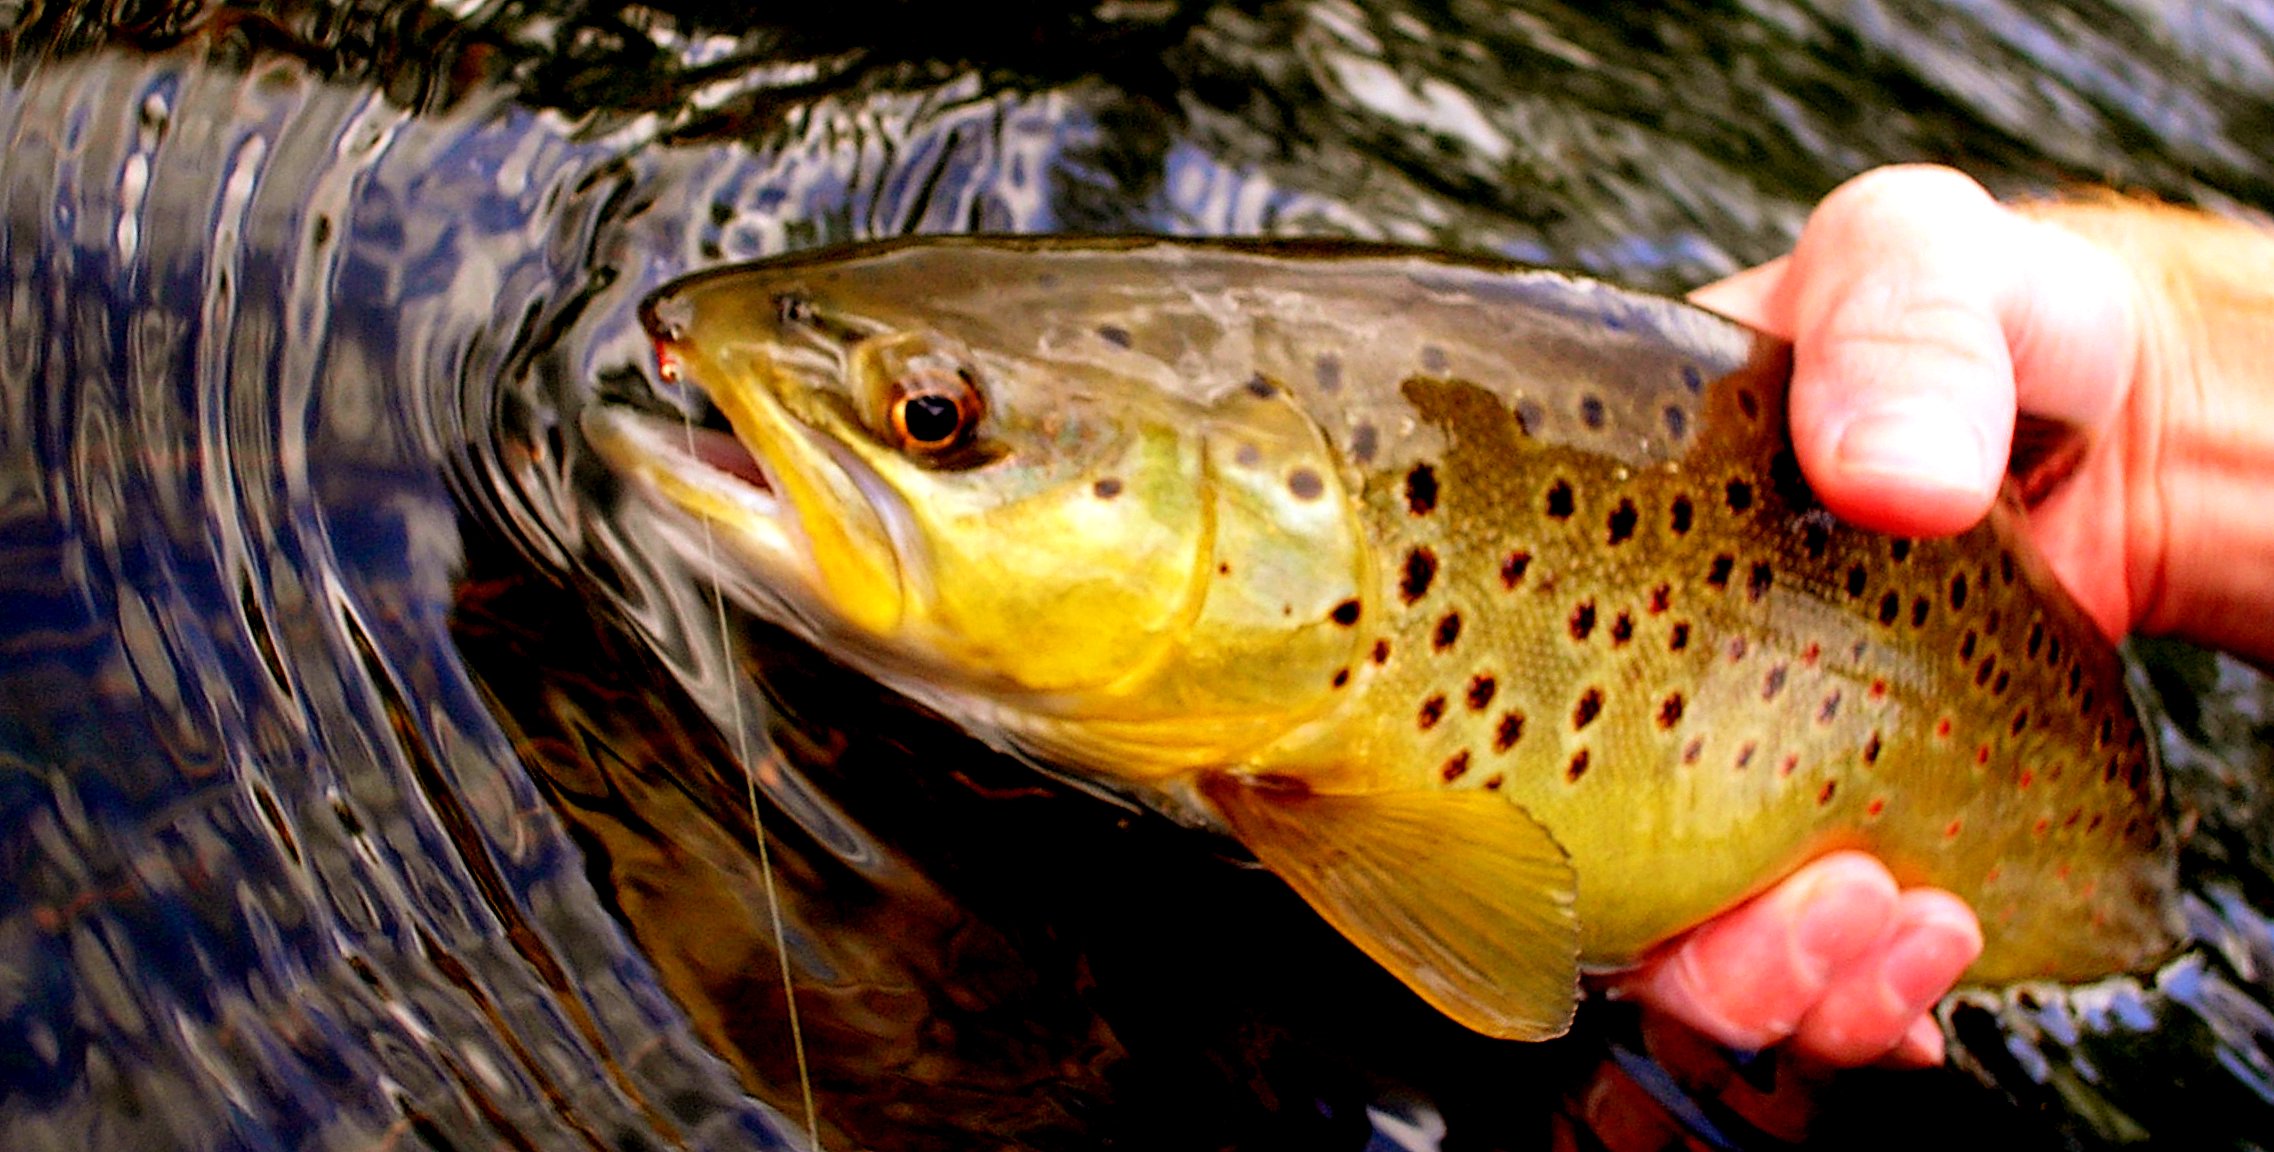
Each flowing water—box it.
[3,1,2274,1148]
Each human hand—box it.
[1690,162,2274,662]
[1609,852,1982,1068]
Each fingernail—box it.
[1835,408,1990,496]
[1881,922,1979,1010]
[1792,875,1881,974]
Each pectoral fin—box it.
[1202,773,1580,1040]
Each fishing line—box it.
[675,395,821,1148]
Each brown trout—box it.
[583,237,2181,1041]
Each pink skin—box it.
[1617,164,2157,1068]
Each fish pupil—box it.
[898,393,964,445]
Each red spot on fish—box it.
[1945,819,1963,839]
[1868,679,1888,701]
[1866,797,1886,818]
[1649,584,1672,614]
[1800,642,1821,666]
[1935,717,1952,740]
[2018,767,2033,789]
[2033,818,2052,838]
[1817,780,1836,805]
[1778,753,1799,777]
[1976,744,1991,765]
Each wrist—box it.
[2023,197,2274,664]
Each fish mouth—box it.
[583,351,913,639]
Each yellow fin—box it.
[1202,773,1580,1040]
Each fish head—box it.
[587,241,1371,778]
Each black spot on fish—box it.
[1976,655,1997,687]
[1546,479,1575,519]
[1500,550,1531,589]
[1819,691,1842,724]
[1245,373,1274,399]
[1670,495,1694,534]
[1610,613,1634,646]
[1418,694,1447,730]
[1566,749,1591,782]
[1401,548,1437,602]
[1664,405,1688,438]
[1569,601,1596,642]
[1847,565,1868,598]
[1738,389,1760,419]
[1725,480,1754,513]
[1683,737,1705,764]
[1648,584,1672,614]
[1682,364,1704,393]
[1093,478,1123,499]
[2000,551,2017,584]
[1288,468,1325,501]
[1878,592,1901,626]
[2011,710,2029,736]
[1818,780,1837,805]
[1235,443,1262,467]
[1960,631,1978,660]
[1707,554,1735,588]
[1911,596,1930,627]
[1467,675,1497,711]
[1736,741,1757,769]
[1493,711,1526,752]
[1803,521,1829,560]
[1421,345,1449,374]
[1863,731,1883,763]
[1315,353,1342,391]
[1331,599,1362,626]
[1441,751,1471,782]
[1891,538,1913,563]
[1747,562,1774,601]
[1514,399,1542,435]
[1607,499,1637,545]
[1406,464,1439,516]
[1580,395,1606,428]
[1762,665,1788,700]
[1657,693,1684,729]
[1331,668,1350,689]
[2048,635,2063,666]
[1727,636,1749,662]
[1371,639,1392,665]
[1573,688,1603,731]
[1950,574,1969,610]
[1669,622,1690,652]
[2067,663,2083,696]
[1097,324,1132,348]
[2027,622,2044,659]
[1433,612,1462,651]
[1351,422,1379,464]
[1993,669,2010,695]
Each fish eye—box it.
[889,366,982,454]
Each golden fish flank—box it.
[584,237,2181,1041]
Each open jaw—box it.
[582,386,919,641]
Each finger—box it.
[1687,255,1791,330]
[1718,165,2136,539]
[1623,852,1900,1051]
[1788,889,1983,1067]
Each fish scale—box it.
[588,236,2181,1040]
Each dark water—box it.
[4,1,2274,1149]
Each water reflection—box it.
[2,1,2273,1149]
